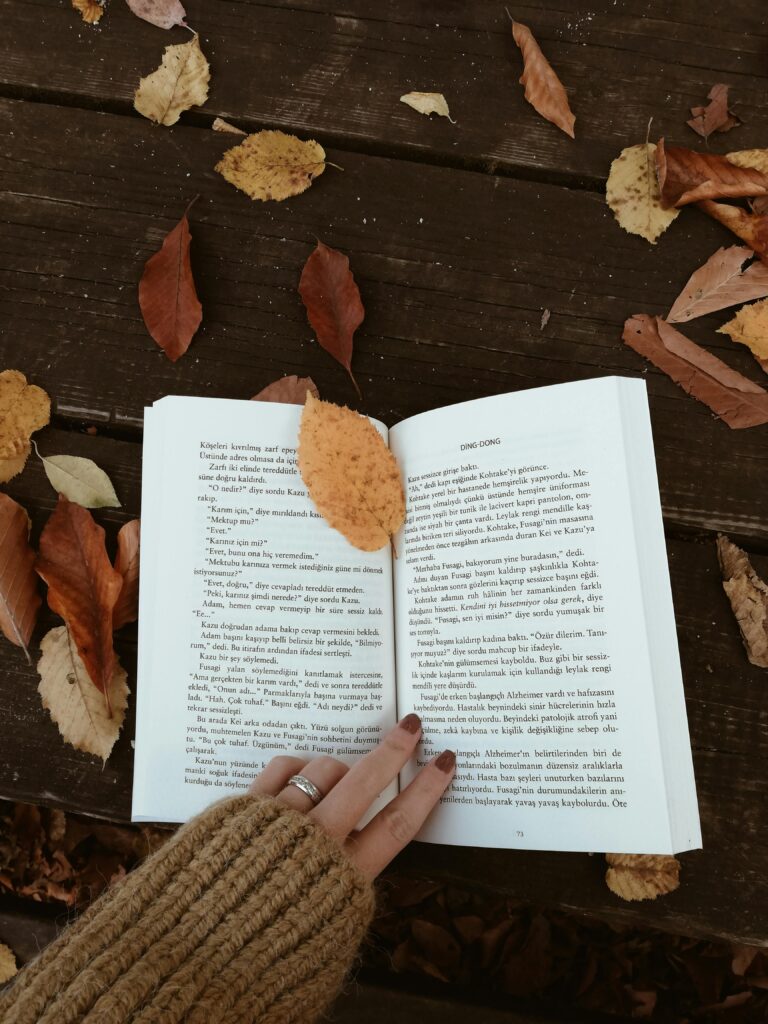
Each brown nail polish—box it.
[399,713,421,734]
[435,749,456,773]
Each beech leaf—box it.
[35,497,123,715]
[0,493,41,662]
[716,534,768,668]
[622,314,768,429]
[0,943,17,984]
[0,370,50,482]
[697,200,768,265]
[125,0,187,30]
[38,626,129,761]
[251,376,320,405]
[656,139,768,208]
[72,0,104,24]
[605,854,680,901]
[400,92,455,123]
[134,36,210,127]
[299,241,364,398]
[718,298,768,373]
[511,21,575,139]
[40,454,121,509]
[298,393,405,552]
[687,84,740,140]
[212,117,245,135]
[668,246,768,323]
[606,143,679,244]
[139,202,202,362]
[216,131,328,202]
[113,520,140,630]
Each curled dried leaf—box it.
[718,298,768,373]
[606,143,679,244]
[0,370,50,481]
[511,21,575,139]
[400,92,455,123]
[687,84,740,140]
[134,36,210,128]
[251,376,320,404]
[212,117,246,135]
[716,534,768,668]
[72,0,104,23]
[216,130,327,202]
[113,520,140,631]
[657,139,768,208]
[605,853,680,901]
[298,393,405,552]
[697,200,768,265]
[726,149,768,177]
[668,246,768,323]
[0,493,41,662]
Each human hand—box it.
[248,713,454,878]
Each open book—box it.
[132,377,701,854]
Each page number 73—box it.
[516,830,524,838]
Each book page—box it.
[132,397,397,823]
[390,378,700,854]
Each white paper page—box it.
[390,377,700,854]
[132,397,397,823]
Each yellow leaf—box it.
[0,943,17,985]
[40,454,121,509]
[606,143,680,244]
[726,149,768,176]
[71,0,103,23]
[718,297,768,368]
[400,92,455,122]
[37,626,129,762]
[134,36,210,127]
[216,130,327,202]
[0,370,50,480]
[605,853,680,901]
[298,393,405,552]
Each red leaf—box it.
[656,139,768,208]
[251,375,319,404]
[138,200,202,362]
[697,200,768,265]
[687,84,740,140]
[298,241,364,398]
[0,493,41,661]
[35,497,123,714]
[112,520,140,631]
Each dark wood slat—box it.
[0,98,767,540]
[1,430,766,944]
[1,1,766,184]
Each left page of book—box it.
[132,396,397,823]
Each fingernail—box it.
[435,749,456,773]
[399,713,421,734]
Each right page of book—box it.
[389,377,701,854]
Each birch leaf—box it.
[0,943,17,984]
[0,370,50,481]
[718,297,768,373]
[125,0,187,30]
[40,455,121,509]
[298,393,405,552]
[668,246,768,323]
[113,520,140,630]
[72,0,104,24]
[38,626,129,761]
[400,92,455,122]
[606,144,679,244]
[716,534,768,668]
[605,854,680,901]
[0,493,41,662]
[134,36,210,127]
[251,376,319,404]
[511,21,575,138]
[215,130,327,202]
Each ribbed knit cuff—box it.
[0,794,376,1024]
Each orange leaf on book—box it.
[510,20,575,139]
[0,493,41,662]
[656,139,768,208]
[112,520,140,630]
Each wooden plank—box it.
[1,1,766,183]
[1,98,767,540]
[1,430,766,944]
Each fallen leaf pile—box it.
[0,371,50,483]
[134,36,210,127]
[717,535,768,668]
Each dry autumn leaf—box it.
[216,130,328,202]
[0,493,41,662]
[251,376,320,404]
[298,393,405,552]
[35,497,123,715]
[726,149,768,177]
[139,201,202,362]
[697,200,768,264]
[0,370,50,483]
[400,92,455,122]
[0,943,17,985]
[38,626,129,761]
[299,241,364,398]
[606,144,679,244]
[622,314,768,429]
[125,0,187,29]
[668,246,768,323]
[134,36,210,127]
[656,139,768,208]
[716,534,768,668]
[212,117,245,135]
[113,520,140,630]
[605,853,680,902]
[687,84,740,140]
[72,0,104,24]
[39,454,121,509]
[718,298,768,373]
[511,20,575,139]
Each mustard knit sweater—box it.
[0,794,376,1023]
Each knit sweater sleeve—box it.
[0,794,376,1024]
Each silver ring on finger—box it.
[287,774,324,806]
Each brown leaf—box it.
[215,130,327,202]
[0,493,41,662]
[251,376,320,405]
[718,298,768,373]
[716,534,768,668]
[668,246,768,323]
[112,520,140,630]
[625,986,657,1018]
[35,497,123,715]
[687,84,740,140]
[697,199,768,264]
[299,241,364,398]
[0,370,50,482]
[732,943,760,976]
[125,0,187,30]
[411,919,461,975]
[622,314,768,428]
[656,139,768,208]
[71,0,104,23]
[139,201,202,362]
[298,393,406,552]
[511,21,575,139]
[605,853,680,901]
